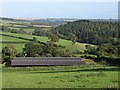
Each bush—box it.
[99,60,108,65]
[84,59,97,65]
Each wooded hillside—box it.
[52,20,118,45]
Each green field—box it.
[2,35,27,42]
[2,19,30,25]
[1,32,88,52]
[1,32,48,42]
[1,19,52,33]
[2,65,119,88]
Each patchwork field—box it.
[2,65,119,88]
[1,19,52,33]
[0,31,88,52]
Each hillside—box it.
[1,18,119,58]
[1,17,79,36]
[30,18,78,25]
[52,20,118,45]
[1,18,91,55]
[0,31,87,52]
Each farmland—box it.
[1,18,120,89]
[2,65,119,88]
[0,31,87,52]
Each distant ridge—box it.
[15,18,47,20]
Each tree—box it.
[85,45,96,55]
[117,45,120,54]
[96,44,118,57]
[33,37,38,42]
[1,25,10,32]
[2,45,17,67]
[16,52,24,57]
[23,42,43,57]
[68,33,77,44]
[23,41,73,57]
[47,32,59,42]
[32,29,47,36]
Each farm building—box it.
[11,57,85,66]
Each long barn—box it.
[11,57,85,66]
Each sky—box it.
[1,2,118,19]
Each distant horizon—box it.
[0,16,118,20]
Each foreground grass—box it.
[0,65,2,90]
[2,65,119,88]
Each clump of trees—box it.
[47,32,59,42]
[68,33,77,44]
[2,45,17,67]
[23,32,71,57]
[1,25,27,34]
[23,42,72,57]
[85,44,119,58]
[32,29,48,36]
[32,37,38,42]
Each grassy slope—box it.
[1,19,88,52]
[1,32,87,52]
[2,66,119,88]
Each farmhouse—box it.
[11,57,85,66]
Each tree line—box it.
[1,25,27,34]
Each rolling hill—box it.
[0,31,88,52]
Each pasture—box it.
[1,32,87,52]
[2,65,119,88]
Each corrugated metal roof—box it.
[11,57,85,66]
[13,57,81,61]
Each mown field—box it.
[2,65,119,88]
[0,31,88,52]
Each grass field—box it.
[2,19,30,25]
[1,32,48,42]
[2,36,27,42]
[2,19,52,33]
[2,65,119,88]
[1,31,88,52]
